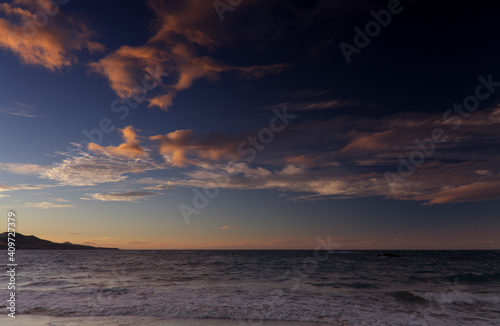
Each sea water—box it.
[1,250,499,325]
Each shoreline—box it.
[5,315,347,326]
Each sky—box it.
[0,0,499,250]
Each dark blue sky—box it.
[0,0,499,249]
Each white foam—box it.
[12,285,500,325]
[419,290,500,305]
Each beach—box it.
[2,250,499,325]
[6,316,343,326]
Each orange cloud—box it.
[90,43,225,110]
[148,93,174,110]
[221,226,238,229]
[169,44,224,91]
[88,126,145,158]
[150,129,239,167]
[0,0,103,70]
[91,44,285,111]
[121,125,140,143]
[89,46,164,98]
[90,0,287,111]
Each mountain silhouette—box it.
[0,232,118,250]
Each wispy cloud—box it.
[53,198,71,202]
[0,102,42,117]
[221,226,238,229]
[140,163,386,200]
[410,181,500,205]
[128,241,152,245]
[0,183,53,192]
[2,103,499,205]
[81,191,159,202]
[137,103,500,205]
[24,201,74,209]
[279,99,362,111]
[142,184,172,190]
[0,130,165,190]
[0,162,46,174]
[40,144,164,186]
[81,236,110,246]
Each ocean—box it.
[2,250,499,325]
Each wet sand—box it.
[5,315,347,326]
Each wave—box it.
[12,286,500,325]
[446,272,500,284]
[308,282,379,289]
[23,280,74,287]
[420,290,500,305]
[391,291,428,304]
[391,289,500,306]
[15,286,350,324]
[96,287,129,295]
